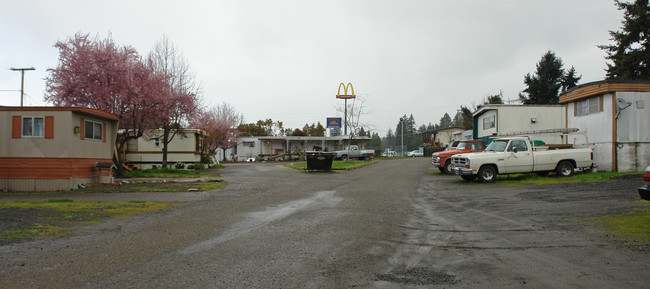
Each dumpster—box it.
[305,151,335,172]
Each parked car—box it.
[639,166,650,200]
[432,140,485,174]
[451,136,593,183]
[407,150,424,157]
[381,150,397,157]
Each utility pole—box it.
[10,67,35,107]
[400,116,406,157]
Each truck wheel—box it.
[556,161,574,177]
[443,160,453,175]
[341,154,348,161]
[438,167,445,173]
[478,165,497,183]
[461,175,476,182]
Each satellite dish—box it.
[615,98,632,119]
[616,98,632,110]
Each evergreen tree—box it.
[599,0,650,80]
[439,113,452,128]
[561,66,582,92]
[358,127,367,136]
[384,128,395,150]
[369,132,383,150]
[460,105,473,130]
[518,51,566,104]
[452,111,462,126]
[486,91,504,104]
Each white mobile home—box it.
[473,104,567,145]
[560,80,650,172]
[125,129,205,169]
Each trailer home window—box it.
[22,116,44,137]
[577,97,600,116]
[84,120,103,140]
[483,115,495,130]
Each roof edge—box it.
[0,106,120,121]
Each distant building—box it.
[560,80,650,171]
[235,135,371,161]
[124,128,206,169]
[0,106,119,191]
[421,126,465,148]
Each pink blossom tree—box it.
[44,33,168,175]
[191,102,244,162]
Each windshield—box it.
[455,142,467,150]
[485,140,508,152]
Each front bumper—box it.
[452,167,474,176]
[432,162,441,169]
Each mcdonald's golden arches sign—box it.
[336,83,356,99]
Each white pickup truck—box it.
[450,136,593,183]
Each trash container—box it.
[305,151,335,172]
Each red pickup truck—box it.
[432,140,485,174]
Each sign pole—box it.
[344,99,347,135]
[336,83,355,136]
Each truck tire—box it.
[443,160,453,175]
[341,154,348,161]
[461,175,476,182]
[478,165,497,183]
[438,167,445,173]
[555,161,574,177]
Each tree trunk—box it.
[162,128,170,168]
[113,140,127,178]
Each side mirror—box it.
[512,147,518,153]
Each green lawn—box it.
[583,204,650,246]
[0,199,174,243]
[123,168,219,178]
[288,160,371,171]
[495,171,641,186]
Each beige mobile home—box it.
[0,106,119,191]
[125,128,205,169]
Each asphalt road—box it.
[1,158,648,288]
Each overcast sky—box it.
[0,0,624,136]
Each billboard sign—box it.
[327,117,342,128]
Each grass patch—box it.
[288,160,370,171]
[123,168,219,179]
[583,204,650,246]
[495,171,642,186]
[92,180,225,193]
[332,160,367,169]
[0,200,174,244]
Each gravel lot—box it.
[0,158,648,288]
